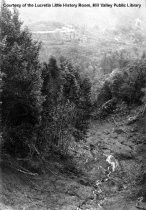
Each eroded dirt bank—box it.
[0,107,145,210]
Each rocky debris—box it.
[113,127,127,135]
[110,132,118,138]
[136,201,146,210]
[102,149,111,156]
[75,186,93,200]
[114,151,134,160]
[124,141,135,147]
[105,155,119,172]
[112,144,134,159]
[103,129,110,135]
[118,136,126,143]
[0,203,14,210]
[127,116,138,125]
[130,126,139,132]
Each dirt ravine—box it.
[0,109,145,210]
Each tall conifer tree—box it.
[0,5,44,156]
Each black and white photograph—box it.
[0,0,146,209]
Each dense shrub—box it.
[41,57,92,154]
[125,58,146,104]
[60,58,92,138]
[96,57,146,116]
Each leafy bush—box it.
[96,57,146,117]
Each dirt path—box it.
[0,111,145,210]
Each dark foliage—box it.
[1,7,44,157]
[96,58,146,117]
[0,6,92,160]
[41,57,92,154]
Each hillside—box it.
[27,20,146,65]
[1,7,146,210]
[0,105,146,209]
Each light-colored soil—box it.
[0,109,145,210]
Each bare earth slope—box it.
[0,107,145,210]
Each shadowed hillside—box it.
[0,4,146,210]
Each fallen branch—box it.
[127,104,146,125]
[16,168,38,176]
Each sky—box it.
[1,0,146,29]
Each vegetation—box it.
[0,7,92,163]
[40,56,92,155]
[0,5,146,171]
[96,57,146,118]
[1,7,44,158]
[0,5,146,210]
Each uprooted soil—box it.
[0,107,146,210]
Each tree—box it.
[41,57,75,153]
[60,58,92,139]
[0,54,3,147]
[0,6,44,157]
[41,56,92,155]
